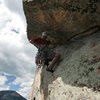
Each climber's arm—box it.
[47,53,61,70]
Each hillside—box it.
[0,90,26,100]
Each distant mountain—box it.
[0,90,26,100]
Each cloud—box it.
[4,0,26,21]
[13,74,34,98]
[0,1,26,33]
[0,32,37,77]
[0,75,10,90]
[0,0,37,77]
[0,2,12,29]
[0,0,37,98]
[0,75,7,86]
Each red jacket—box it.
[30,37,50,48]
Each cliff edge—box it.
[23,0,100,100]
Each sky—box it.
[0,0,37,98]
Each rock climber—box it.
[30,31,61,73]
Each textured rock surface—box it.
[0,90,26,100]
[23,0,100,44]
[23,0,100,100]
[29,31,100,100]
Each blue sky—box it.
[4,74,20,91]
[0,0,37,98]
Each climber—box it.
[30,31,61,73]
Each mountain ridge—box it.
[0,90,26,100]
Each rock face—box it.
[23,0,100,44]
[23,0,100,100]
[0,90,26,100]
[29,32,100,100]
